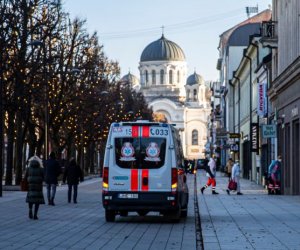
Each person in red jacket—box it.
[63,158,84,203]
[201,157,219,195]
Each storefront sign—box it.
[251,123,259,152]
[229,133,240,138]
[230,143,239,152]
[257,83,267,117]
[262,124,277,138]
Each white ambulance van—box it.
[102,121,189,222]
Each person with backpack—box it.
[200,157,219,195]
[268,155,282,194]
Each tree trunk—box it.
[88,142,95,174]
[5,111,15,185]
[14,111,24,185]
[28,129,37,159]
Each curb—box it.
[194,173,204,250]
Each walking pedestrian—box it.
[227,160,243,195]
[25,156,45,220]
[201,157,219,195]
[225,158,234,180]
[44,152,61,206]
[63,158,84,203]
[268,155,282,194]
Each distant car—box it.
[197,159,207,169]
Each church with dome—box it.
[121,34,211,159]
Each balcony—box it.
[260,21,278,48]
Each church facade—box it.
[122,35,211,159]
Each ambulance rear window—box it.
[115,138,166,169]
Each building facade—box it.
[214,9,272,172]
[122,35,211,159]
[266,0,300,195]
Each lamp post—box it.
[29,40,48,159]
[0,53,3,197]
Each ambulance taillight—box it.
[171,168,178,191]
[102,167,109,191]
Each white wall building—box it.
[122,35,211,159]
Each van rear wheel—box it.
[120,211,128,217]
[105,209,115,222]
[137,210,148,216]
[181,208,187,218]
[165,208,181,222]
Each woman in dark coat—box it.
[63,158,83,203]
[25,156,45,220]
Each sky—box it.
[63,0,272,82]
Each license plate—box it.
[118,193,139,199]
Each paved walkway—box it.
[0,176,196,250]
[1,173,300,249]
[197,170,300,250]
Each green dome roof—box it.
[140,35,186,62]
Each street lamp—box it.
[29,40,49,159]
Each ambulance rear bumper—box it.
[102,191,183,211]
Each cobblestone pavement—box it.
[2,171,300,250]
[197,170,300,250]
[0,175,196,250]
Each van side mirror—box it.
[106,144,113,149]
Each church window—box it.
[193,89,197,101]
[192,130,198,145]
[145,70,148,84]
[160,69,164,84]
[177,70,180,83]
[152,70,156,85]
[186,90,190,101]
[169,70,173,84]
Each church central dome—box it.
[140,35,186,62]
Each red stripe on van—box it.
[132,126,139,137]
[131,169,138,191]
[141,169,149,191]
[142,126,149,138]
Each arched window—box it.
[186,90,190,101]
[169,70,173,84]
[145,70,148,84]
[160,69,164,84]
[152,70,156,85]
[177,70,180,83]
[193,89,197,101]
[192,130,198,145]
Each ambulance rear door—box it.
[108,123,171,193]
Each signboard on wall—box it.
[257,82,267,117]
[262,125,277,138]
[230,143,239,152]
[251,123,259,152]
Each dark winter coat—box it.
[63,161,83,185]
[25,160,45,204]
[44,158,61,184]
